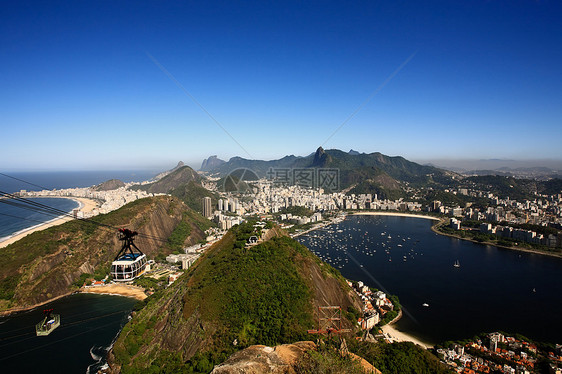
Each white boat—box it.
[453,260,460,268]
[422,303,429,307]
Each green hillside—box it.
[0,196,210,312]
[109,222,362,373]
[133,165,201,194]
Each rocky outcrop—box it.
[212,341,316,374]
[200,155,226,171]
[212,341,382,374]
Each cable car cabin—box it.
[36,309,60,336]
[111,228,147,282]
[111,253,147,281]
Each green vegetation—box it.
[113,222,362,373]
[171,180,218,214]
[437,223,561,254]
[0,195,208,312]
[348,340,453,374]
[466,175,537,201]
[133,275,167,293]
[167,213,192,252]
[0,274,21,300]
[294,344,366,373]
[183,226,315,349]
[278,205,314,217]
[93,264,110,281]
[420,190,491,208]
[72,273,92,288]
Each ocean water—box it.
[0,170,158,240]
[0,293,137,373]
[0,197,79,240]
[0,170,159,193]
[297,214,562,345]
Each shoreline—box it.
[379,309,434,349]
[350,211,561,259]
[351,211,440,221]
[0,292,74,317]
[430,221,562,259]
[0,284,146,317]
[0,196,99,249]
[380,323,433,349]
[80,283,147,301]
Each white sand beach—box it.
[81,283,147,300]
[380,324,433,349]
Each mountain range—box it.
[201,147,455,199]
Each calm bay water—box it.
[297,214,562,345]
[0,293,137,373]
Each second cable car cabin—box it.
[111,228,147,281]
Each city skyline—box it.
[2,1,562,171]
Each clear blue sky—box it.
[1,0,561,171]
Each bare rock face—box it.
[200,155,226,171]
[211,341,316,374]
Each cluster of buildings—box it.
[479,222,562,248]
[438,332,562,374]
[347,280,395,331]
[18,185,161,217]
[212,180,423,216]
[431,187,562,227]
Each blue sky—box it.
[1,1,561,171]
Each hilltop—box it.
[0,196,211,313]
[108,222,363,372]
[94,179,126,191]
[130,164,218,214]
[133,165,201,194]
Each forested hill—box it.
[108,222,451,374]
[130,165,217,214]
[0,196,210,313]
[132,165,201,194]
[108,222,363,372]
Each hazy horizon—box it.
[3,148,562,174]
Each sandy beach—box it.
[81,283,147,300]
[380,324,433,349]
[0,196,98,249]
[352,211,440,221]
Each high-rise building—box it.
[202,197,212,218]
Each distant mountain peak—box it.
[348,149,360,155]
[200,155,226,171]
[153,161,187,181]
[312,146,330,166]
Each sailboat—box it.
[453,260,460,268]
